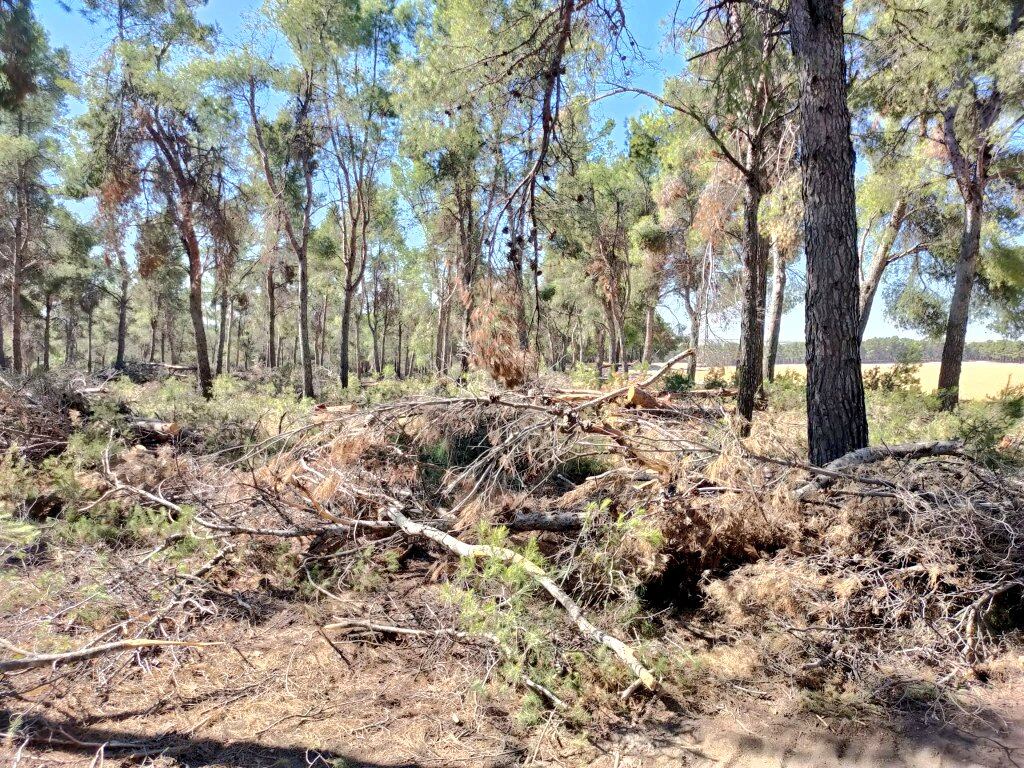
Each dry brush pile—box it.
[2,361,1023,739]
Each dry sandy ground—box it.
[3,602,1021,768]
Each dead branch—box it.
[382,503,657,691]
[795,440,963,498]
[0,637,218,672]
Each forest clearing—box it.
[3,0,1024,765]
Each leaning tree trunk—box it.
[764,242,787,382]
[790,0,869,466]
[858,198,907,340]
[937,194,982,411]
[736,179,767,434]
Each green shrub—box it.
[703,366,729,389]
[664,372,693,393]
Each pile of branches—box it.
[187,354,803,696]
[706,451,1024,706]
[0,373,90,461]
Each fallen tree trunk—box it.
[383,503,657,691]
[795,440,963,499]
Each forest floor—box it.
[1,365,1023,767]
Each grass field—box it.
[701,361,1024,401]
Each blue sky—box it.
[35,0,995,343]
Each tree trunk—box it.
[224,297,234,374]
[11,257,23,374]
[937,194,982,410]
[148,300,159,364]
[87,311,94,374]
[339,287,354,388]
[736,179,767,433]
[297,250,315,398]
[115,266,129,370]
[642,305,655,365]
[859,198,907,339]
[181,211,214,400]
[42,294,52,371]
[266,265,276,368]
[216,283,228,375]
[790,0,869,465]
[764,242,787,382]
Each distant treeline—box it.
[700,338,1024,366]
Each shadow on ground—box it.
[0,709,445,768]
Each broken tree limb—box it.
[0,637,218,672]
[382,504,657,692]
[795,440,963,499]
[572,348,695,413]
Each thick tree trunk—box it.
[266,266,276,369]
[937,195,982,410]
[736,180,767,433]
[764,242,786,382]
[858,198,907,339]
[791,0,869,465]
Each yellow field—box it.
[699,361,1024,401]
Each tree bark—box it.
[937,194,982,410]
[764,242,786,382]
[790,0,869,465]
[736,179,767,433]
